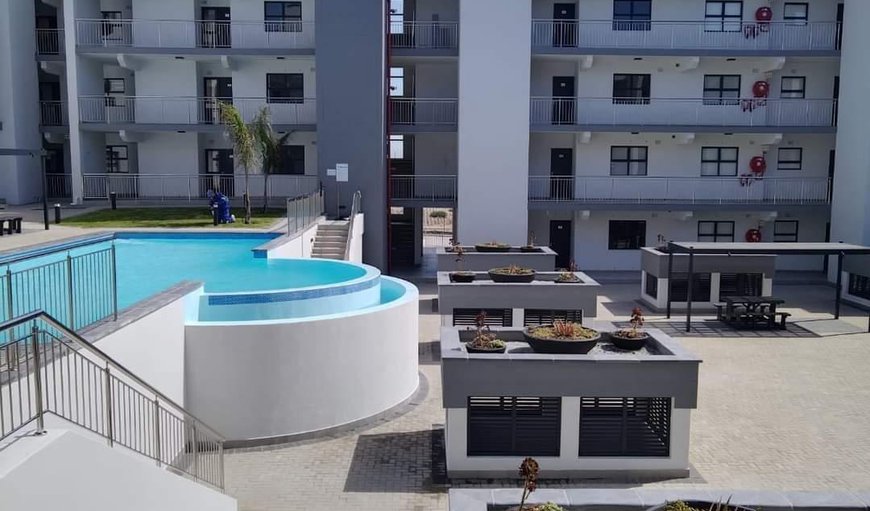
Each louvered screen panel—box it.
[467,396,562,457]
[523,309,584,326]
[453,308,513,327]
[644,274,658,298]
[579,397,671,457]
[719,273,763,297]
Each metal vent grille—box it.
[579,397,671,457]
[467,396,562,457]
[669,273,712,302]
[453,308,513,327]
[719,273,763,297]
[644,273,658,298]
[523,309,584,326]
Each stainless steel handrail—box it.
[344,191,362,261]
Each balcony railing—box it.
[530,97,837,128]
[390,175,457,201]
[40,101,67,126]
[390,21,459,49]
[81,173,320,202]
[531,20,841,52]
[75,19,315,50]
[390,98,458,126]
[529,176,831,205]
[36,28,64,55]
[78,96,316,126]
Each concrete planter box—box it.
[640,247,776,311]
[437,246,557,272]
[440,325,701,479]
[437,271,600,327]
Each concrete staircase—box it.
[311,221,349,260]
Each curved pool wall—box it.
[184,277,420,442]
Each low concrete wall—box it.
[184,278,420,441]
[437,246,557,272]
[260,220,321,259]
[349,212,364,263]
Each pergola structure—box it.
[665,241,870,332]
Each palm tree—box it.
[252,107,293,213]
[219,102,258,224]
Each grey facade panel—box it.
[315,0,387,269]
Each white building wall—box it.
[415,0,459,21]
[559,0,838,22]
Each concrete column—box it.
[456,0,531,246]
[831,0,870,254]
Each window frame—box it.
[700,146,739,177]
[612,73,651,105]
[780,76,806,99]
[697,220,735,242]
[773,220,799,242]
[783,2,809,24]
[703,74,741,106]
[704,0,744,32]
[264,1,303,33]
[612,0,652,31]
[610,146,649,176]
[608,220,646,250]
[266,73,304,104]
[777,147,803,170]
[276,145,306,175]
[105,145,129,174]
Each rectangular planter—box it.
[436,246,558,272]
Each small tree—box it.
[252,107,294,213]
[220,103,258,224]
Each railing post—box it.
[191,422,199,481]
[219,441,225,490]
[111,243,118,321]
[66,254,75,329]
[153,398,162,466]
[30,326,46,435]
[104,365,114,447]
[5,268,13,340]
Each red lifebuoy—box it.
[756,7,773,23]
[745,228,762,243]
[750,156,767,174]
[752,81,770,98]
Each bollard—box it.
[54,204,62,224]
[212,206,219,226]
[109,192,117,210]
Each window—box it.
[389,135,405,159]
[105,145,129,173]
[780,76,806,99]
[264,1,302,32]
[777,148,803,170]
[389,67,405,97]
[389,0,405,34]
[849,274,870,301]
[266,73,303,104]
[669,273,713,302]
[612,74,651,104]
[609,220,646,250]
[719,273,763,297]
[610,146,648,176]
[276,145,305,175]
[701,147,739,176]
[783,2,808,24]
[705,1,743,32]
[467,397,561,457]
[100,11,123,39]
[579,397,671,457]
[773,220,799,242]
[104,78,125,107]
[703,75,741,105]
[613,0,651,31]
[698,221,735,242]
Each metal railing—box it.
[390,175,457,201]
[531,20,841,51]
[76,19,315,49]
[82,173,320,202]
[528,175,832,205]
[344,190,362,261]
[0,311,224,490]
[1,246,117,331]
[390,21,459,49]
[36,28,65,55]
[40,101,67,126]
[46,174,73,199]
[390,98,458,126]
[78,96,317,126]
[530,97,837,128]
[286,189,324,237]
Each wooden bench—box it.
[0,215,23,235]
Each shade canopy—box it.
[667,241,870,256]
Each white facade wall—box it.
[414,61,457,98]
[414,0,459,21]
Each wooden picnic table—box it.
[717,296,790,330]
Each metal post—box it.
[40,153,50,230]
[835,251,844,319]
[666,250,674,319]
[153,398,161,466]
[685,247,695,333]
[191,423,199,481]
[110,243,118,321]
[104,365,114,447]
[5,268,13,343]
[219,441,225,490]
[65,254,75,329]
[30,326,46,435]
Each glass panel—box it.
[700,162,719,176]
[724,2,742,16]
[630,147,647,159]
[611,147,629,160]
[628,162,647,175]
[721,148,738,160]
[698,222,715,235]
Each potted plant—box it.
[520,232,539,252]
[610,307,650,351]
[488,265,536,283]
[448,243,476,283]
[465,311,507,354]
[524,320,601,354]
[474,240,511,253]
[647,500,755,511]
[555,260,581,283]
[507,458,566,511]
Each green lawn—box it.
[63,208,285,229]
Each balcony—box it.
[390,21,459,55]
[36,28,64,56]
[78,96,316,129]
[81,173,320,201]
[390,175,457,206]
[39,101,67,127]
[531,20,841,55]
[390,98,458,132]
[528,176,831,209]
[75,19,315,53]
[530,97,837,132]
